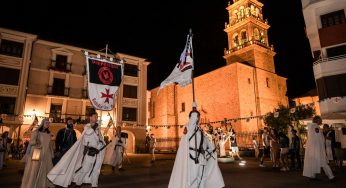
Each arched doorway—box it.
[122,130,135,153]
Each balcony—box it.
[313,54,346,79]
[49,60,72,73]
[224,39,272,55]
[46,113,89,124]
[47,86,70,97]
[319,97,346,119]
[0,114,23,125]
[319,23,346,48]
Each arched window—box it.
[260,31,265,43]
[255,8,259,17]
[251,5,255,16]
[233,33,239,47]
[254,28,260,41]
[241,30,247,44]
[233,10,238,23]
[239,6,245,19]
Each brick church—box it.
[148,0,288,150]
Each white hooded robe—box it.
[168,111,225,188]
[303,123,334,179]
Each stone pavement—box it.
[0,154,344,188]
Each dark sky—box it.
[0,0,315,98]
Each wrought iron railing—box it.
[47,86,70,97]
[50,60,72,72]
[313,54,346,66]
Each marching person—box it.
[149,133,156,162]
[21,118,54,188]
[168,102,224,188]
[53,117,77,165]
[103,126,127,172]
[303,116,335,181]
[48,111,106,188]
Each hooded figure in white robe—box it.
[218,133,228,158]
[21,118,54,188]
[303,116,334,180]
[47,112,106,187]
[168,102,225,188]
[103,126,127,169]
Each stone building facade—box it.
[0,28,150,153]
[148,0,288,151]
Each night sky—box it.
[0,0,315,98]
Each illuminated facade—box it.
[0,28,150,153]
[0,28,37,141]
[148,0,288,150]
[301,0,346,119]
[24,40,150,152]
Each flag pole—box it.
[189,28,198,164]
[189,29,196,106]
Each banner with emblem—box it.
[158,32,193,94]
[86,56,123,111]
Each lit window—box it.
[123,107,137,121]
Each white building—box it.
[301,0,346,120]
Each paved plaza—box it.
[0,154,344,188]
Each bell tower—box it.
[224,0,276,73]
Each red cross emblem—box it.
[101,88,114,104]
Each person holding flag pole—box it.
[48,48,123,188]
[166,29,224,188]
[103,113,128,172]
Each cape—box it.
[47,124,105,187]
[103,133,127,166]
[168,112,224,188]
[303,123,328,178]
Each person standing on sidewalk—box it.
[290,129,301,170]
[260,127,270,167]
[149,133,156,162]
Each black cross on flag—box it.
[86,56,123,111]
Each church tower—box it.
[224,0,275,72]
[223,0,288,130]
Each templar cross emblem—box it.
[101,88,114,104]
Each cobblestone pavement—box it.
[0,154,344,188]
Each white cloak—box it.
[218,133,228,157]
[47,124,105,187]
[303,123,329,178]
[168,112,224,188]
[103,133,127,167]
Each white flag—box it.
[158,34,193,94]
